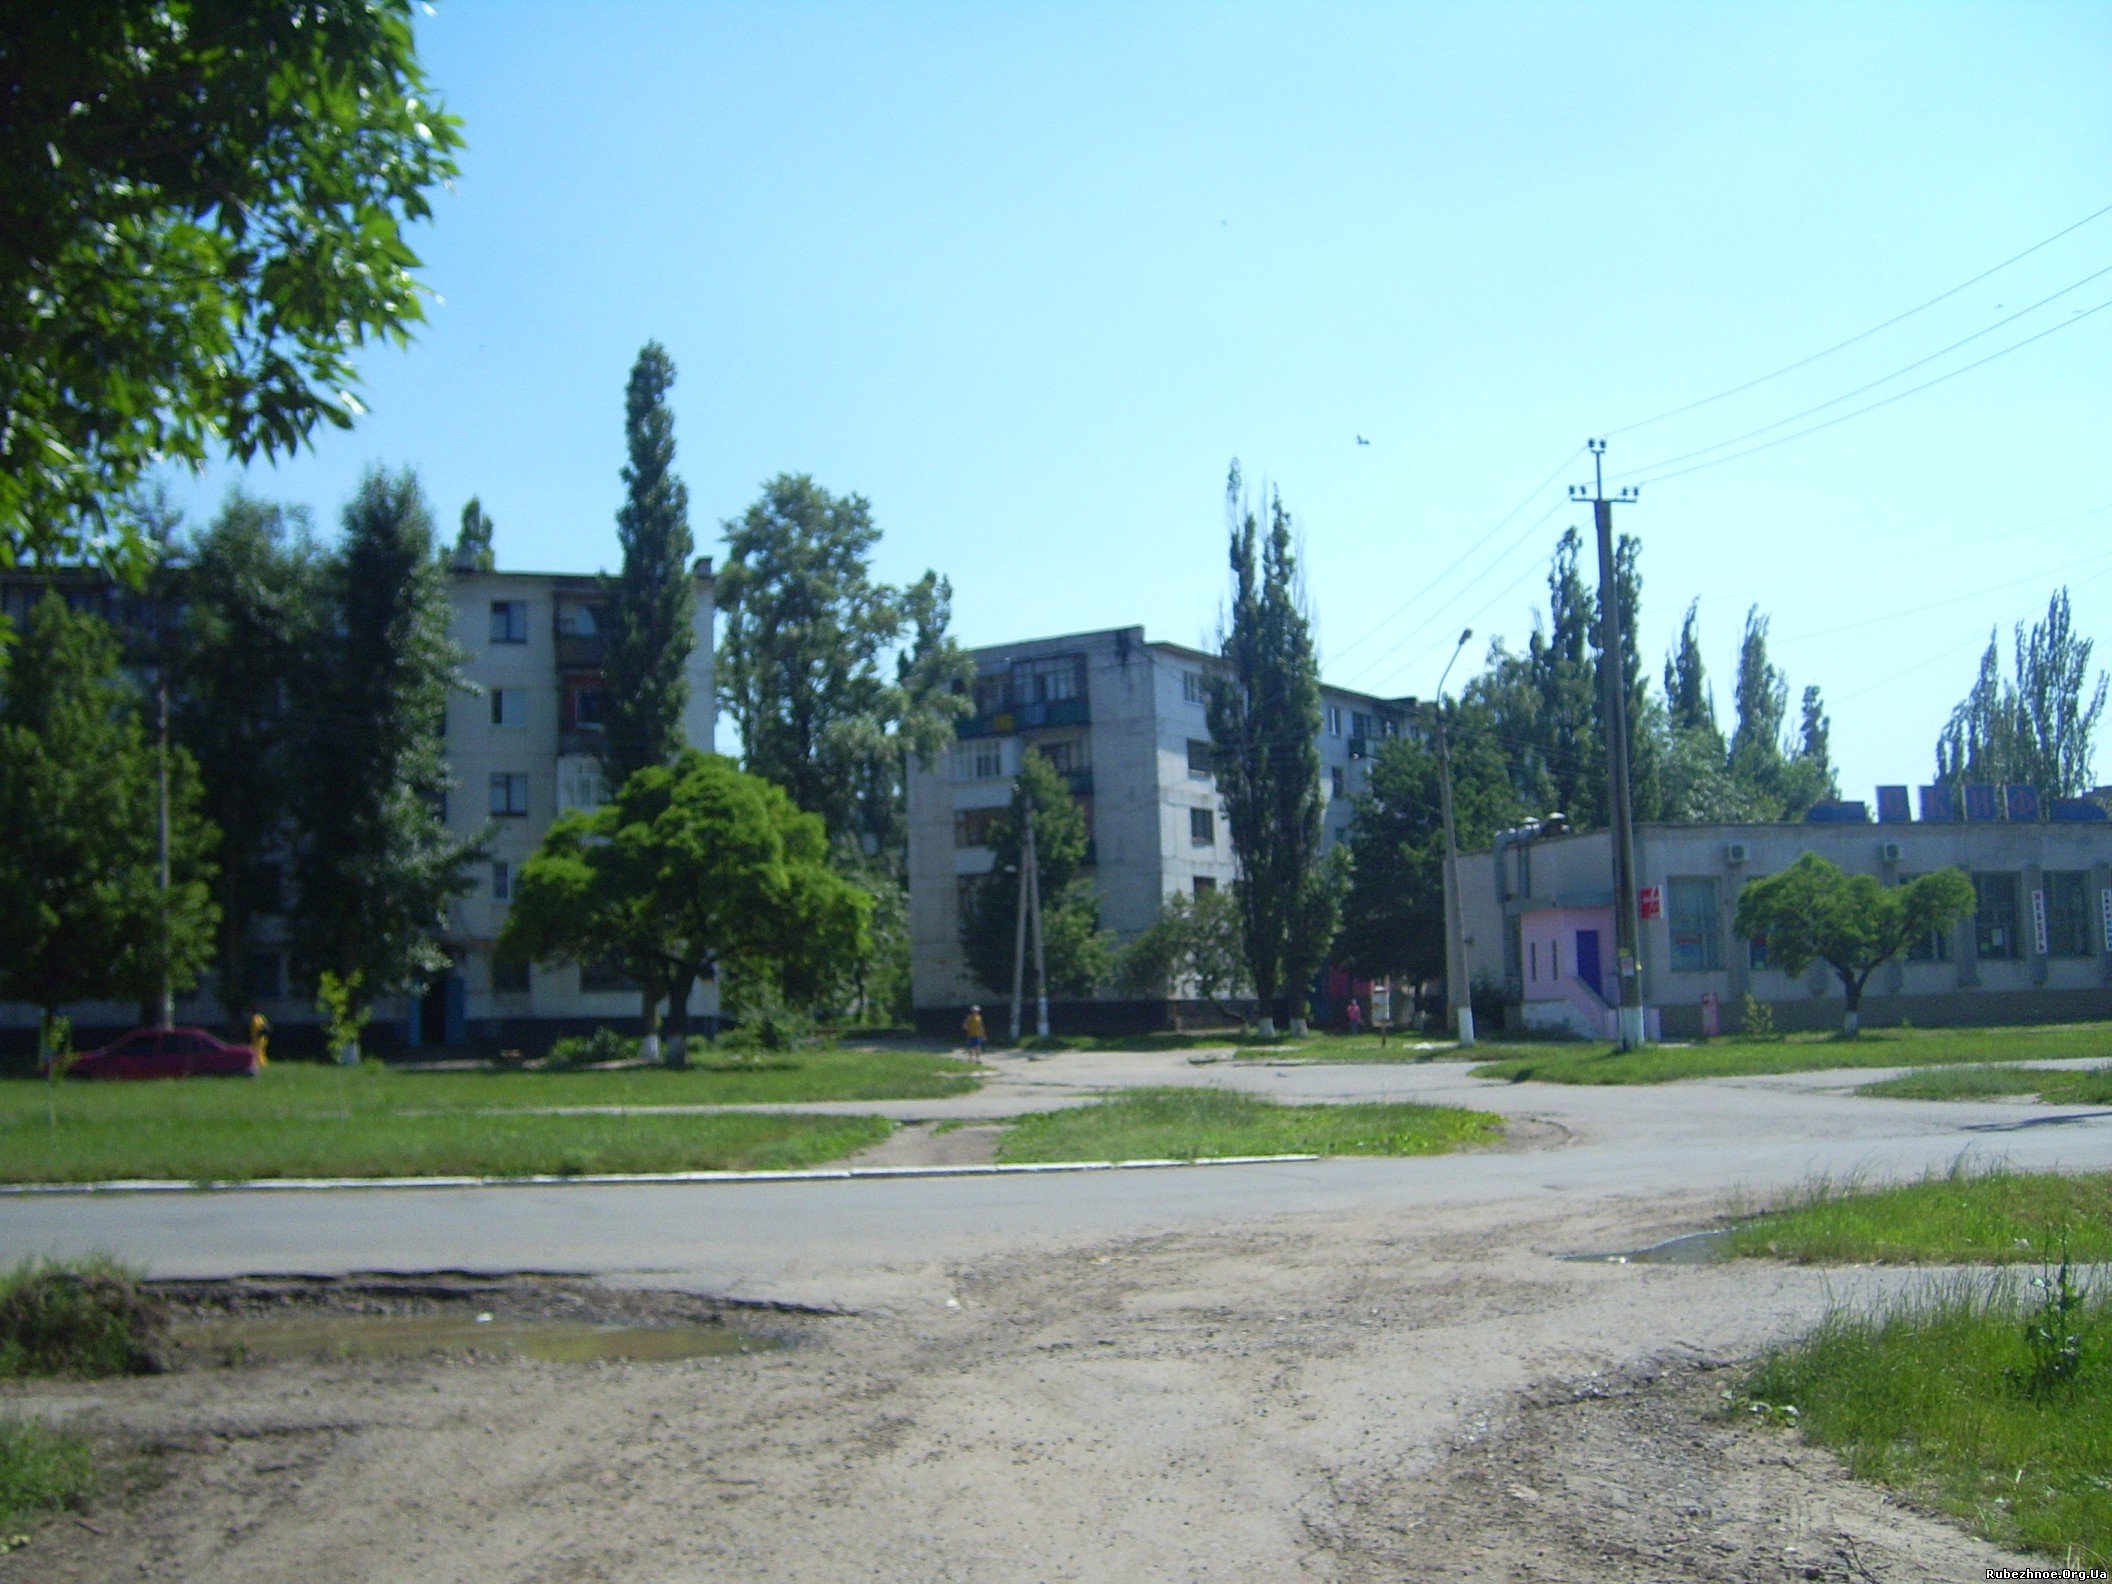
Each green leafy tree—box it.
[1207,464,1329,1033]
[0,596,217,1050]
[1935,589,2106,797]
[958,751,1108,1005]
[1336,702,1529,1002]
[717,473,972,854]
[1733,855,1974,1036]
[1116,886,1251,1022]
[170,492,323,1019]
[500,751,870,1061]
[0,2,461,574]
[294,469,478,997]
[601,343,697,787]
[1715,606,1834,819]
[451,498,496,572]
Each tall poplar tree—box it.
[294,468,478,998]
[1935,588,2106,796]
[1207,464,1329,1035]
[601,342,696,788]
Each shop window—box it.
[1668,877,1722,972]
[1973,871,2022,960]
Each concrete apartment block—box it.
[907,625,1412,1032]
[1458,815,2112,1038]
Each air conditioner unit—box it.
[1880,841,1903,863]
[1724,842,1748,866]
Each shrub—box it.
[0,1259,165,1378]
[544,1028,640,1069]
[1739,992,1777,1040]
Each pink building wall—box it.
[1522,906,1616,1004]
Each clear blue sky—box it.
[168,1,2112,800]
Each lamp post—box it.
[1433,628,1474,1046]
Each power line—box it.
[1617,260,2112,481]
[1629,293,2112,489]
[1603,198,2112,437]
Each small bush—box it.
[1739,993,1777,1040]
[545,1028,640,1069]
[0,1259,165,1378]
[2008,1251,2084,1399]
[719,1005,817,1054]
[0,1416,97,1530]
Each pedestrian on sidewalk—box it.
[962,1004,986,1064]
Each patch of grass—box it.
[1743,1274,2112,1564]
[1858,1064,2112,1104]
[1726,1166,2112,1265]
[0,1258,164,1376]
[0,1104,889,1184]
[1471,1021,2112,1085]
[0,1417,97,1532]
[993,1086,1501,1164]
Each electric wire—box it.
[1602,198,2112,437]
[1617,261,2112,481]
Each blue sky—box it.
[168,2,2112,798]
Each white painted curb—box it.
[0,1154,1323,1197]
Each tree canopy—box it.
[1207,464,1331,1032]
[499,751,870,1055]
[1733,855,1973,1035]
[1935,588,2106,797]
[0,594,217,1031]
[602,343,697,787]
[1116,885,1250,1023]
[957,749,1107,1004]
[0,2,461,574]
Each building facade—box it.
[906,625,1412,1031]
[0,558,717,1053]
[1456,810,2112,1039]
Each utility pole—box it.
[1024,807,1049,1041]
[1009,798,1031,1045]
[1431,628,1475,1046]
[1569,439,1646,1050]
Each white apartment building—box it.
[0,558,717,1054]
[906,625,1413,1032]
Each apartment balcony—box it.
[559,725,604,757]
[556,632,604,670]
[956,695,1090,739]
[1062,768,1094,797]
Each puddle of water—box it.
[169,1312,771,1365]
[1562,1229,1736,1267]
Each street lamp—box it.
[1433,629,1474,1047]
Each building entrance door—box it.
[1575,930,1604,999]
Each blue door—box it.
[1575,930,1603,999]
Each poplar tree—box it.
[602,343,696,788]
[294,468,477,997]
[1207,464,1329,1035]
[1935,588,2106,796]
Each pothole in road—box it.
[1563,1228,1735,1266]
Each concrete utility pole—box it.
[1432,628,1475,1046]
[1024,806,1050,1041]
[1569,439,1647,1050]
[1009,799,1031,1045]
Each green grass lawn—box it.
[1468,1022,2112,1085]
[0,1059,936,1182]
[993,1086,1502,1164]
[1858,1064,2112,1104]
[1725,1167,2112,1265]
[0,1416,96,1533]
[1743,1277,2112,1565]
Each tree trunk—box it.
[1840,971,1863,1038]
[1255,1015,1276,1038]
[639,987,662,1064]
[665,970,694,1069]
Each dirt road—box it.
[3,1189,2040,1583]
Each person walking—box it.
[962,1005,986,1063]
[1345,997,1363,1038]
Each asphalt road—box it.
[6,1051,2110,1309]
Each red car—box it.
[67,1026,261,1081]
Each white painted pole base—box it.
[1617,1005,1646,1049]
[1455,1006,1475,1046]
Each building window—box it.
[1192,875,1216,896]
[492,957,531,995]
[1529,940,1538,982]
[2045,871,2091,958]
[555,601,597,636]
[564,681,605,730]
[1186,739,1213,779]
[581,956,639,994]
[492,860,512,901]
[1326,705,1343,737]
[1011,653,1084,704]
[1189,807,1215,846]
[557,757,605,813]
[489,600,528,643]
[1667,877,1722,972]
[953,807,1003,849]
[1182,670,1207,705]
[950,741,1006,780]
[1973,871,2022,960]
[1039,736,1090,775]
[1330,765,1345,798]
[489,772,530,818]
[490,687,523,727]
[247,951,285,1000]
[1351,711,1374,740]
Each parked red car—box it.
[67,1027,261,1081]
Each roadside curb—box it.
[0,1154,1324,1197]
